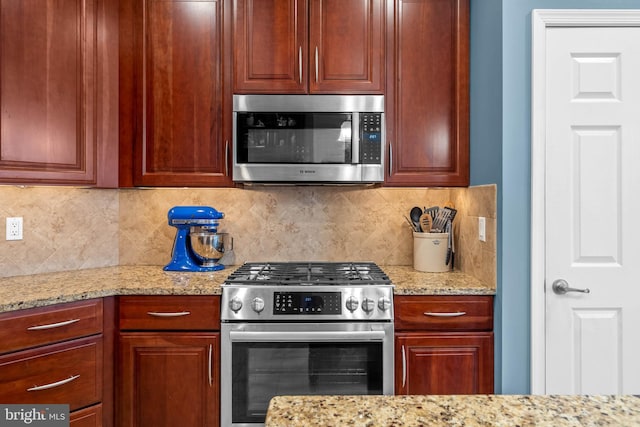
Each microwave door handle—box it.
[229,330,385,342]
[351,112,360,164]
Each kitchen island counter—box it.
[0,265,494,313]
[265,394,640,427]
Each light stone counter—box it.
[0,265,494,314]
[0,266,228,313]
[265,394,640,427]
[383,266,494,295]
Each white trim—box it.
[530,9,640,395]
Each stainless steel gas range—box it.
[220,262,394,427]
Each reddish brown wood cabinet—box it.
[119,0,233,187]
[0,298,115,427]
[0,0,118,186]
[117,296,221,427]
[394,295,494,395]
[234,0,385,94]
[385,0,469,186]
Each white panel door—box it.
[545,26,640,394]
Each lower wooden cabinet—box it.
[394,295,494,395]
[117,296,221,427]
[0,298,113,427]
[395,332,493,395]
[118,333,220,427]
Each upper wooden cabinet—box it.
[0,0,118,187]
[119,0,233,187]
[233,0,385,94]
[385,0,469,187]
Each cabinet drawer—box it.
[0,336,102,411]
[118,296,220,330]
[0,299,103,354]
[70,404,102,427]
[394,296,493,331]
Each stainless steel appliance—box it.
[233,95,385,183]
[221,262,394,426]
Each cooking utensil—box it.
[419,213,432,233]
[445,221,452,266]
[431,210,448,232]
[432,206,458,233]
[424,206,439,221]
[410,207,423,231]
[404,215,419,232]
[450,220,456,268]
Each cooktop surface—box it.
[223,262,391,286]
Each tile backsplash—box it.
[1,185,496,286]
[0,186,119,277]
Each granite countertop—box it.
[0,265,494,313]
[265,394,640,427]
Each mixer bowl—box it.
[190,230,233,267]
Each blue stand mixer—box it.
[164,206,231,272]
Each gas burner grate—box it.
[224,262,391,286]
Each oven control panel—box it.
[221,285,394,321]
[274,292,341,315]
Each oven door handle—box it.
[229,330,386,342]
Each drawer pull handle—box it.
[423,311,467,317]
[208,344,213,387]
[27,375,80,392]
[401,345,407,389]
[27,318,80,331]
[147,311,191,317]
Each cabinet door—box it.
[395,332,493,395]
[309,0,384,93]
[385,0,469,186]
[118,332,220,427]
[234,0,308,93]
[120,0,232,187]
[0,0,118,186]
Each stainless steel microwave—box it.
[233,95,384,184]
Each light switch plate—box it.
[6,217,23,241]
[478,217,486,242]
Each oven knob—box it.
[229,297,243,313]
[378,296,391,311]
[346,296,359,312]
[251,297,265,313]
[361,298,375,314]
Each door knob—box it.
[552,279,590,295]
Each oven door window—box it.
[236,113,352,164]
[231,342,382,424]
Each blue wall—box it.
[470,0,640,394]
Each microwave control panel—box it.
[360,113,383,164]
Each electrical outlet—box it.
[478,217,486,242]
[6,217,23,241]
